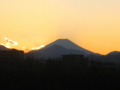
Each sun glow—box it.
[0,37,45,52]
[31,45,45,50]
[0,37,18,48]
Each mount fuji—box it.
[44,39,93,54]
[27,39,94,59]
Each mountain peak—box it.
[44,39,93,55]
[56,38,70,41]
[54,39,71,43]
[107,51,120,56]
[27,39,93,59]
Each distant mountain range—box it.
[27,39,93,59]
[1,39,120,63]
[28,44,88,59]
[27,39,120,63]
[88,51,120,63]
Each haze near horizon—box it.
[0,0,120,55]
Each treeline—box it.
[0,57,120,90]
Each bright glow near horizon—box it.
[0,37,45,52]
[0,0,120,55]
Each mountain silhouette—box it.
[27,39,120,63]
[107,51,120,56]
[106,51,120,63]
[0,45,8,50]
[88,51,120,63]
[28,44,87,59]
[44,39,93,54]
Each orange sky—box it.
[0,0,120,55]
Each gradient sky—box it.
[0,0,120,54]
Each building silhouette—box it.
[62,54,84,62]
[62,54,89,71]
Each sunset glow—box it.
[0,37,45,52]
[31,45,45,50]
[0,37,18,48]
[0,0,120,55]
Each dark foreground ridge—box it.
[0,53,120,90]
